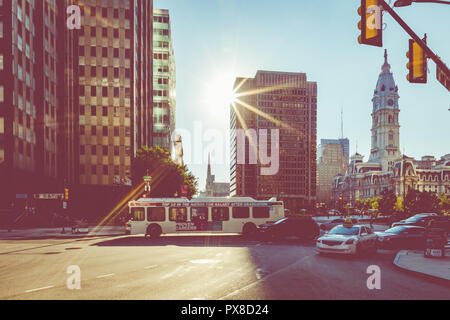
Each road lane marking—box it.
[96,273,115,279]
[25,285,54,293]
[190,259,221,264]
[144,265,158,269]
[161,266,183,280]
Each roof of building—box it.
[373,50,399,111]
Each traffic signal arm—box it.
[379,0,450,85]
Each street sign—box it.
[436,65,450,92]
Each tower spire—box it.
[382,49,391,72]
[207,153,211,177]
[340,106,344,139]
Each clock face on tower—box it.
[387,99,394,107]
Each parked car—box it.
[388,212,408,224]
[320,218,358,231]
[316,223,377,256]
[391,213,445,229]
[375,226,426,249]
[327,209,341,216]
[258,216,320,240]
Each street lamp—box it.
[394,0,450,7]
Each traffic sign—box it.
[436,65,450,92]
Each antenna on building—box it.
[340,106,344,139]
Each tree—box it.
[370,197,381,211]
[378,189,397,215]
[393,196,403,213]
[132,146,198,198]
[355,199,365,212]
[403,190,438,215]
[437,193,450,215]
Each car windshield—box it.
[329,226,359,235]
[385,226,405,234]
[404,216,423,223]
[274,218,288,225]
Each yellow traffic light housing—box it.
[357,0,383,47]
[64,188,69,200]
[406,38,427,83]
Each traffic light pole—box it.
[379,0,450,79]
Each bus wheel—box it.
[147,224,162,239]
[242,223,258,239]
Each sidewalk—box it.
[0,226,126,240]
[393,249,450,282]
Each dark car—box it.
[391,213,448,231]
[319,218,358,231]
[258,216,320,240]
[376,226,426,249]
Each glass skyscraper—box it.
[152,9,176,150]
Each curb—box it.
[393,250,450,286]
[0,233,126,241]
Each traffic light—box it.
[406,38,427,83]
[64,188,69,201]
[357,0,383,47]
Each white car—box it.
[316,224,377,256]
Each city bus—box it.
[126,197,285,238]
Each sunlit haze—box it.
[155,0,450,191]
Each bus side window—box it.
[191,207,208,223]
[131,208,145,221]
[253,207,270,219]
[169,207,187,222]
[148,207,165,222]
[232,207,249,219]
[212,207,230,221]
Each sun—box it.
[203,73,237,110]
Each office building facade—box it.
[317,140,348,204]
[62,0,153,187]
[230,70,317,213]
[152,9,175,150]
[0,0,63,207]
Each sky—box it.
[154,0,450,192]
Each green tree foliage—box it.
[355,198,371,214]
[437,193,450,215]
[394,196,403,213]
[403,189,438,215]
[132,146,198,198]
[370,197,381,211]
[378,189,397,215]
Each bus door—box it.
[130,207,146,234]
[211,207,230,232]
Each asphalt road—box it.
[0,235,448,300]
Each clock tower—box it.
[369,50,401,171]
